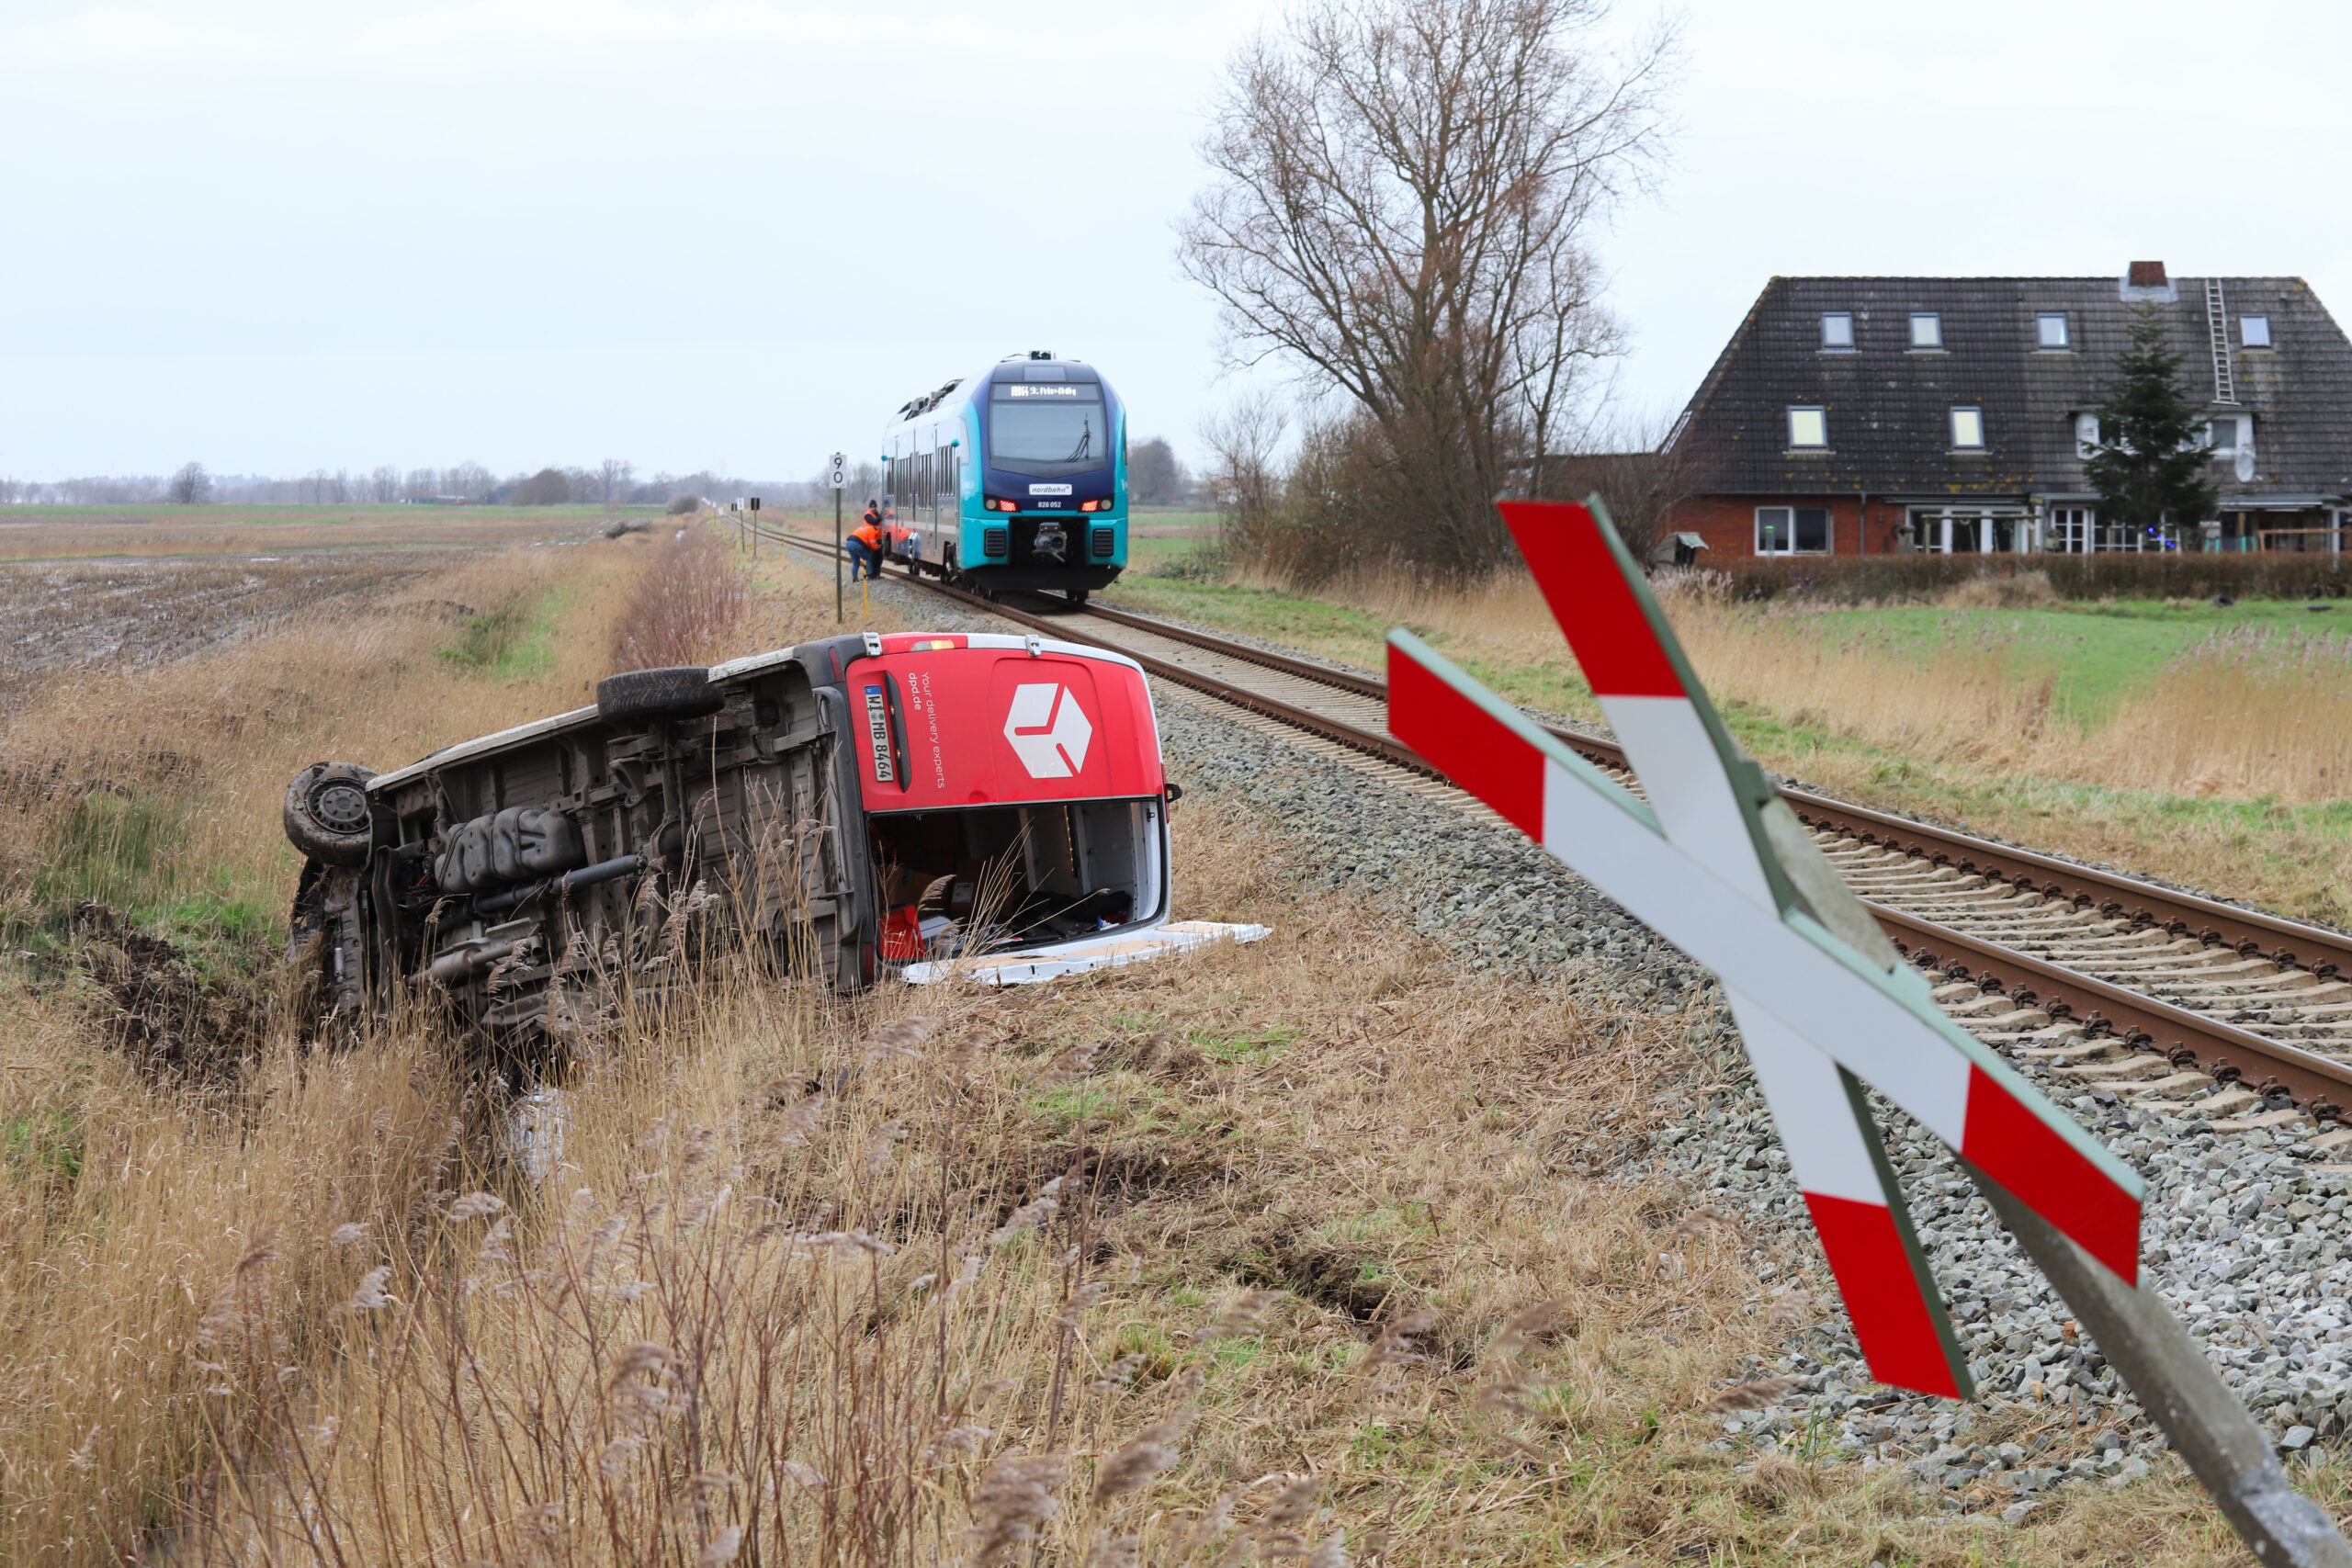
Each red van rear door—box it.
[849,641,1162,811]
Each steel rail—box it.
[1867,904,2352,1114]
[755,520,2348,1108]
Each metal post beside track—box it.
[828,450,846,625]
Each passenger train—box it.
[877,351,1127,604]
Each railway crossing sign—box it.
[1386,499,2347,1565]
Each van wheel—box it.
[597,667,724,722]
[285,761,378,866]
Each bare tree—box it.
[168,462,211,505]
[598,458,636,502]
[1179,0,1674,580]
[1532,409,1705,567]
[368,466,400,502]
[448,462,495,502]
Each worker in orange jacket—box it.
[848,502,886,581]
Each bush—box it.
[608,527,747,672]
[1711,552,2350,604]
[666,494,700,515]
[508,468,571,506]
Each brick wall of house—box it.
[1668,494,1916,558]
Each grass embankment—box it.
[0,532,2298,1564]
[165,811,2286,1567]
[1104,569,2352,928]
[0,527,689,1562]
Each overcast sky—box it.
[3,0,2346,483]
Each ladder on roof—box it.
[2205,277,2238,405]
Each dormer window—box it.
[1909,312,1942,349]
[2036,312,2071,349]
[1819,312,1854,351]
[1787,406,1828,449]
[1950,407,1985,450]
[2241,314,2272,348]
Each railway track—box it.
[755,523,2352,1149]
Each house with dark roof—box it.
[1663,263,2352,557]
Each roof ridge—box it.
[1770,275,2308,286]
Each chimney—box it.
[2127,260,2168,288]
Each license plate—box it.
[863,685,894,782]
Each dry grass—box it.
[1243,563,2352,806]
[0,545,2302,1564]
[32,799,2273,1566]
[0,528,858,1565]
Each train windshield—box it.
[988,384,1110,476]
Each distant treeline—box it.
[2,435,1204,510]
[0,464,792,509]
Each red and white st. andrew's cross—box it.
[1386,500,2143,1398]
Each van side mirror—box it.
[1163,782,1184,803]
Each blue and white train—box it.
[878,350,1127,605]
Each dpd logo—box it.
[1003,683,1093,778]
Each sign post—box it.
[1385,498,2350,1568]
[748,494,761,555]
[828,452,847,624]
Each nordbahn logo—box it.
[862,684,894,783]
[1003,683,1092,778]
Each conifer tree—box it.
[2083,303,2219,539]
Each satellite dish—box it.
[2234,446,2256,482]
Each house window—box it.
[2241,314,2272,348]
[1910,312,1942,349]
[1787,406,1828,448]
[1951,407,1985,449]
[2036,311,2070,349]
[2205,414,2251,456]
[1756,506,1831,555]
[1819,312,1854,351]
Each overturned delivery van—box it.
[285,631,1261,1036]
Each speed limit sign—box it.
[828,451,847,491]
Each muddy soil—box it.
[0,553,457,709]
